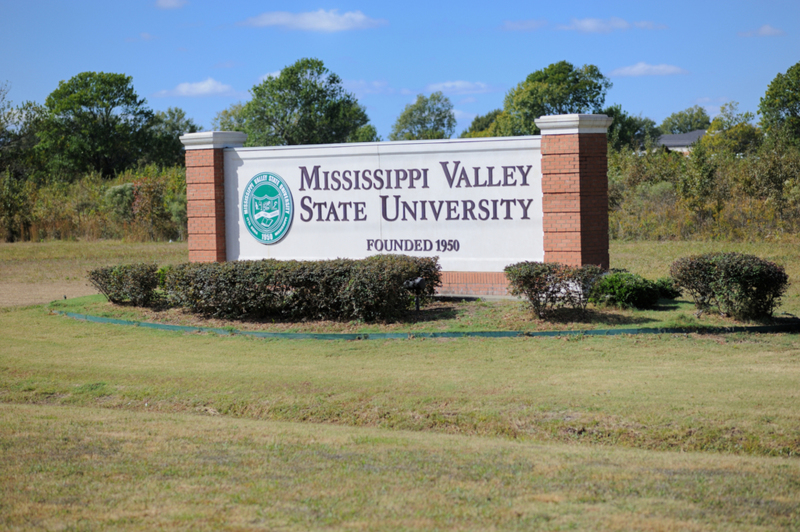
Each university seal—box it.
[242,172,294,244]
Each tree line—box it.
[1,58,799,242]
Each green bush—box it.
[88,263,159,306]
[654,277,682,299]
[504,262,604,318]
[161,255,441,322]
[670,253,789,319]
[589,271,660,309]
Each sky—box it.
[2,0,799,139]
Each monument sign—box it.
[181,114,612,296]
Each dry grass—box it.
[2,239,800,530]
[0,239,187,285]
[2,403,799,531]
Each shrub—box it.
[341,255,422,321]
[567,264,605,312]
[161,260,288,318]
[504,262,604,318]
[670,252,789,319]
[88,263,159,306]
[161,255,441,321]
[104,183,135,224]
[654,277,682,299]
[589,271,660,309]
[505,262,566,318]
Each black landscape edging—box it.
[55,311,800,340]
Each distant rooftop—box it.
[657,129,706,149]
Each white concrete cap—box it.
[534,114,614,135]
[180,131,248,150]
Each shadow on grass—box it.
[398,305,460,324]
[538,308,658,326]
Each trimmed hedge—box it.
[88,263,159,306]
[589,271,660,310]
[160,255,441,322]
[670,252,788,319]
[654,277,682,300]
[504,262,604,318]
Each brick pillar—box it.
[535,114,613,269]
[180,131,247,262]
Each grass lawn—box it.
[3,403,799,531]
[1,239,800,530]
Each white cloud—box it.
[155,0,187,9]
[426,81,492,95]
[609,62,688,77]
[738,24,785,37]
[454,109,476,122]
[259,71,282,82]
[557,17,664,33]
[126,32,157,42]
[343,79,393,96]
[240,9,387,32]
[558,17,629,33]
[154,78,235,97]
[501,19,547,31]
[633,21,668,30]
[695,97,728,117]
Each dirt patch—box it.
[0,282,97,308]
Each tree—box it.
[499,61,612,136]
[699,102,761,155]
[460,109,501,138]
[2,101,47,181]
[146,107,201,167]
[212,102,246,132]
[603,104,660,151]
[242,58,370,146]
[347,124,381,143]
[0,81,10,136]
[659,105,711,134]
[759,61,800,141]
[36,72,155,178]
[0,82,47,182]
[389,92,456,141]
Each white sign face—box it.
[224,136,543,272]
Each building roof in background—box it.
[657,129,706,149]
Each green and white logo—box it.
[242,172,294,244]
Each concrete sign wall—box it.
[181,114,612,296]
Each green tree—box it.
[740,126,800,214]
[659,105,711,134]
[0,81,47,182]
[759,61,800,141]
[242,58,370,146]
[0,81,10,136]
[699,102,761,155]
[36,72,155,178]
[499,61,612,136]
[347,124,381,143]
[146,107,201,167]
[212,101,246,132]
[603,104,660,151]
[389,92,456,141]
[460,109,501,138]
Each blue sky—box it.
[2,0,798,138]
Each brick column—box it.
[535,114,612,270]
[180,131,247,262]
